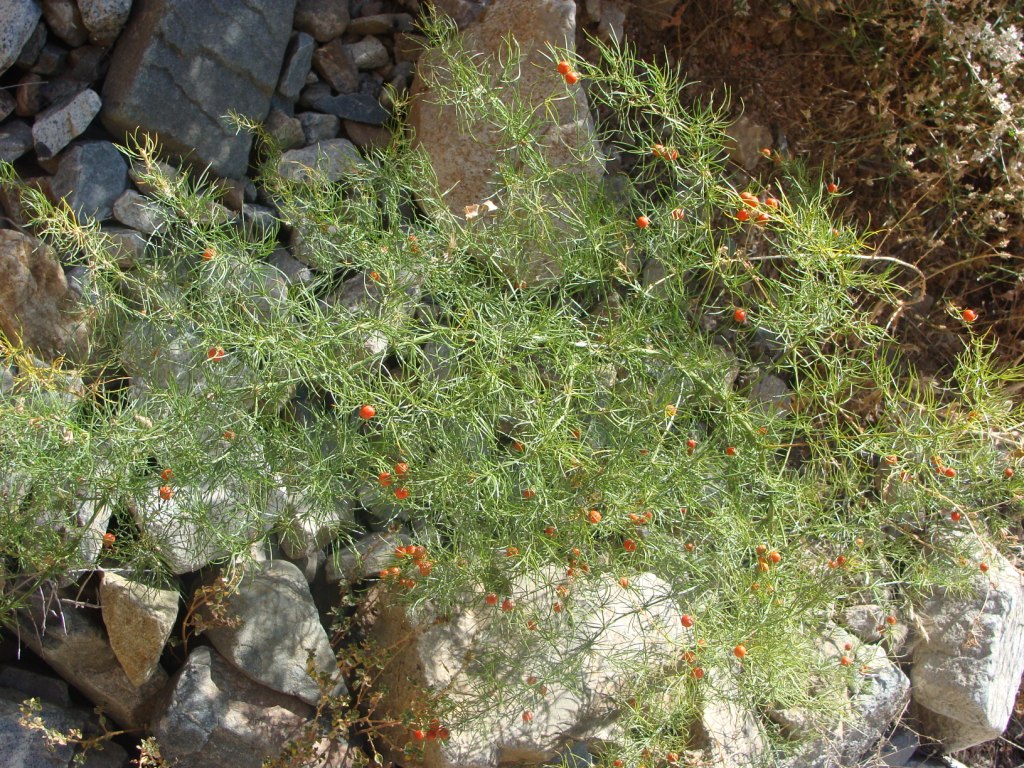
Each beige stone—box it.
[100,572,180,687]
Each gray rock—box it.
[17,593,169,729]
[344,36,389,71]
[313,39,360,93]
[100,572,179,688]
[41,0,87,46]
[393,31,425,62]
[14,18,46,69]
[911,547,1024,751]
[99,226,147,267]
[278,138,363,183]
[238,203,279,241]
[775,628,911,768]
[748,373,792,415]
[30,41,66,75]
[279,489,355,561]
[264,108,306,150]
[0,89,16,121]
[19,75,86,122]
[0,686,81,768]
[348,13,415,35]
[297,111,340,143]
[129,466,286,575]
[0,667,71,706]
[201,560,343,706]
[695,669,766,768]
[32,88,101,160]
[64,44,107,82]
[0,119,33,162]
[49,140,129,221]
[370,570,686,768]
[343,119,389,150]
[303,90,388,125]
[326,531,412,584]
[268,247,314,285]
[294,0,350,42]
[111,189,164,234]
[152,646,313,768]
[277,32,316,103]
[101,0,297,178]
[0,230,90,363]
[77,0,132,46]
[0,0,43,75]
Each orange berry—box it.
[522,710,533,723]
[764,197,779,209]
[623,539,637,553]
[961,309,978,322]
[502,597,515,612]
[733,644,747,659]
[159,485,173,501]
[378,471,392,487]
[739,191,759,207]
[102,532,116,548]
[485,593,498,606]
[671,207,685,221]
[769,551,781,564]
[736,208,750,222]
[1004,467,1014,479]
[733,308,747,323]
[827,182,839,194]
[950,511,961,521]
[691,666,704,679]
[636,215,651,229]
[680,614,694,628]
[886,614,897,625]
[207,346,225,361]
[394,487,410,500]
[755,544,767,555]
[619,577,630,588]
[201,247,216,260]
[160,468,174,481]
[506,546,520,557]
[222,429,236,441]
[394,462,409,476]
[359,404,376,420]
[587,509,602,524]
[564,71,579,85]
[840,655,852,666]
[522,488,536,499]
[557,60,572,75]
[979,562,989,573]
[726,446,737,456]
[756,212,770,223]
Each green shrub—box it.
[1,12,1022,764]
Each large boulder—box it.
[101,0,297,178]
[152,645,313,768]
[201,560,343,706]
[0,0,42,75]
[368,569,685,768]
[911,547,1024,751]
[409,0,603,277]
[0,230,89,363]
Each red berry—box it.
[733,644,747,659]
[557,60,572,75]
[835,555,846,566]
[378,471,392,486]
[485,593,498,606]
[687,438,697,454]
[553,601,563,613]
[1004,467,1014,479]
[755,544,767,555]
[840,655,852,666]
[160,468,174,481]
[159,485,173,501]
[522,710,533,723]
[412,729,426,741]
[769,551,781,564]
[201,247,216,260]
[614,761,624,768]
[619,577,630,588]
[950,511,962,521]
[736,208,750,221]
[636,215,651,229]
[666,753,679,764]
[680,614,694,628]
[886,614,897,625]
[544,526,556,537]
[394,462,409,476]
[623,539,637,553]
[502,597,515,612]
[564,71,579,85]
[207,346,225,361]
[394,487,410,500]
[359,404,376,420]
[587,509,602,524]
[764,197,779,209]
[223,429,236,441]
[961,309,978,322]
[685,542,695,552]
[739,191,759,207]
[733,308,747,323]
[827,182,839,194]
[102,532,116,548]
[368,271,381,283]
[691,666,704,679]
[942,466,957,478]
[979,562,989,573]
[522,488,536,499]
[726,446,737,456]
[671,208,685,221]
[756,212,770,223]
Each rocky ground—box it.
[0,1,1022,767]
